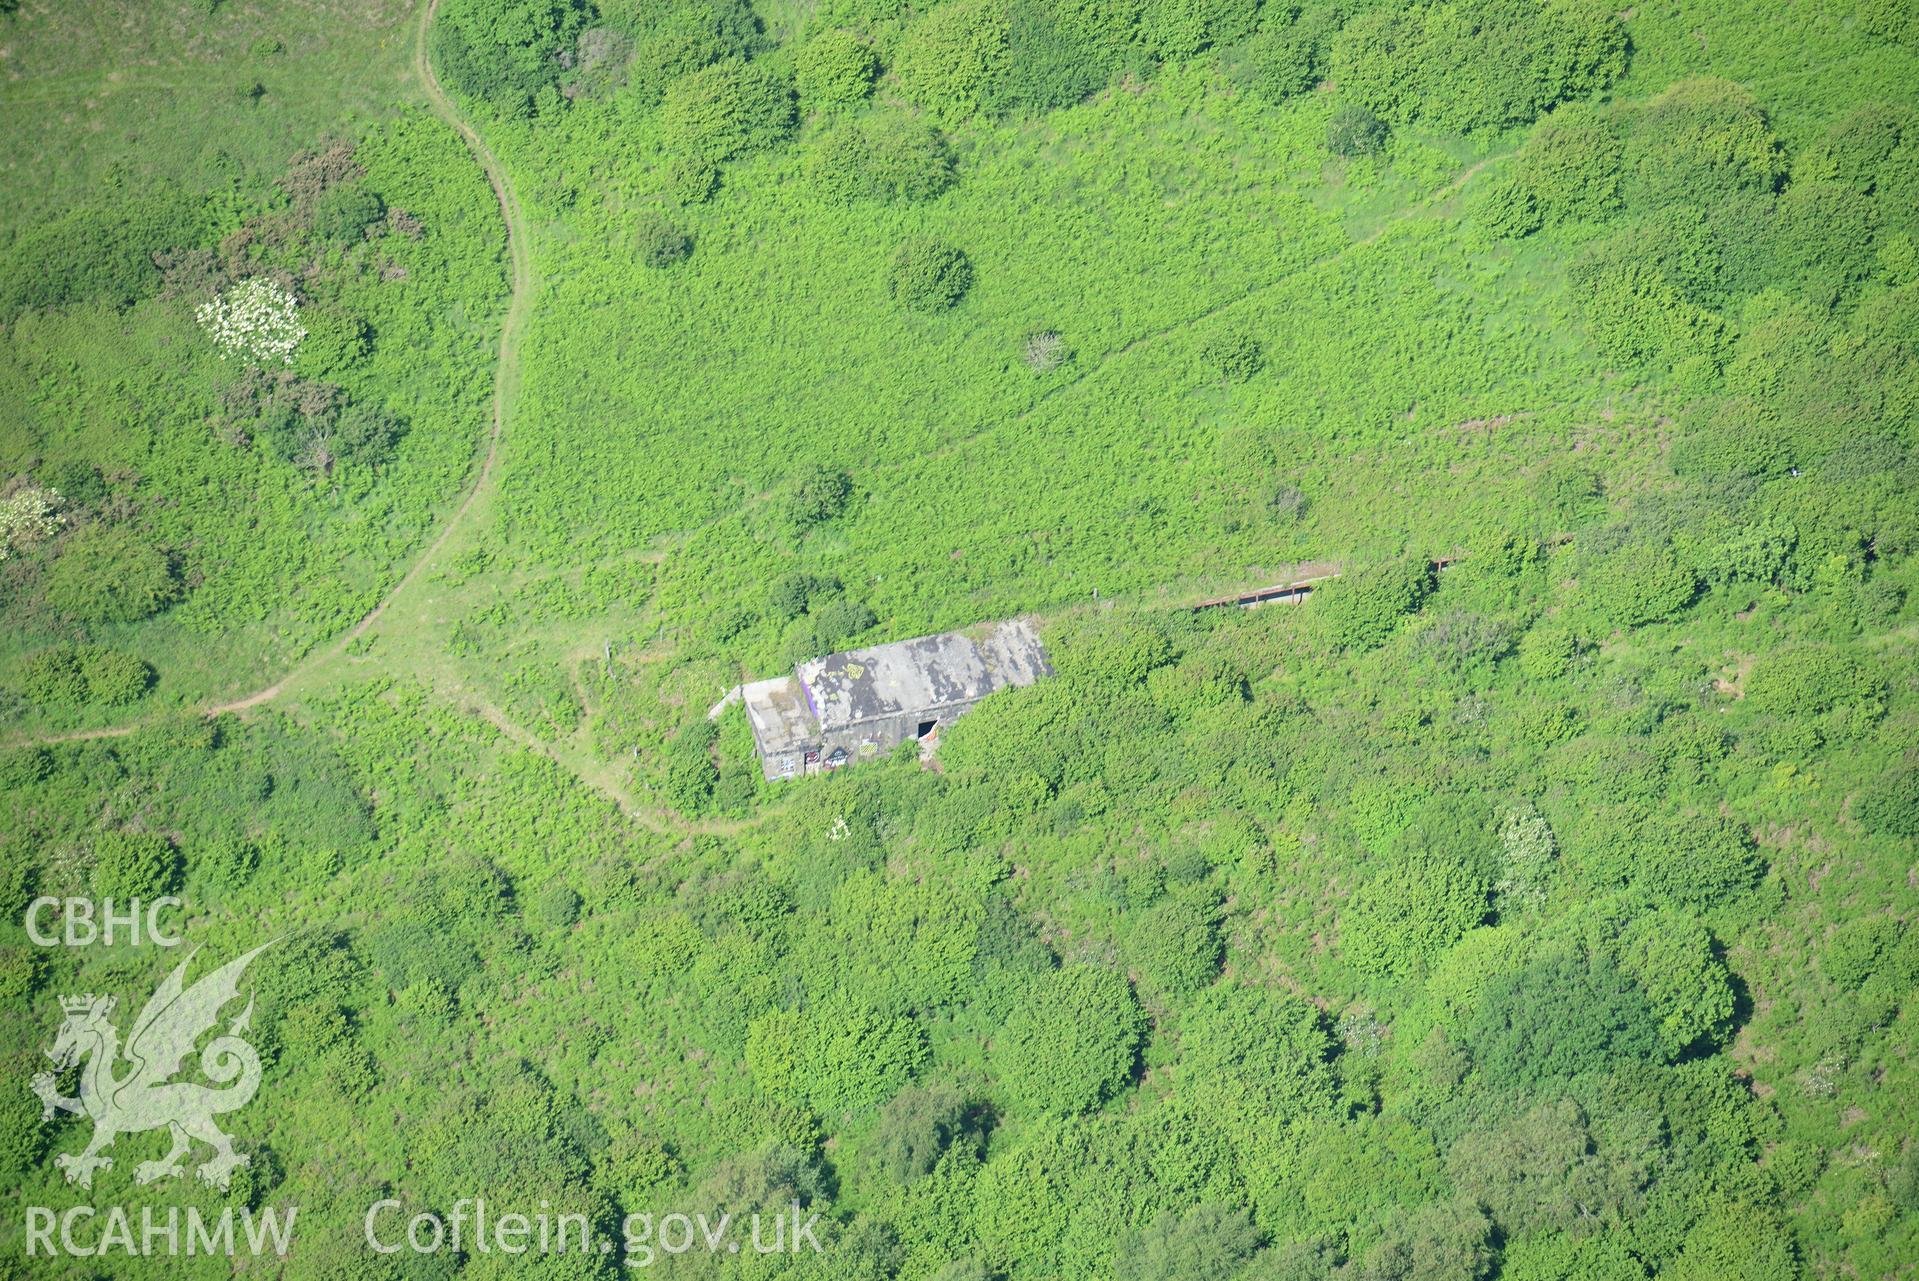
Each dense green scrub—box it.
[2,0,1918,1277]
[0,115,505,721]
[4,546,1915,1276]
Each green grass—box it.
[0,0,419,234]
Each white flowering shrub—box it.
[196,278,306,365]
[0,486,63,561]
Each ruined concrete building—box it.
[741,618,1053,781]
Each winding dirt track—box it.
[9,0,531,745]
[12,42,1493,752]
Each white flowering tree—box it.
[196,278,306,365]
[0,485,63,561]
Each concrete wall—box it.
[817,698,981,768]
[760,747,808,782]
[757,690,1003,780]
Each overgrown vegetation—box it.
[2,0,1915,1277]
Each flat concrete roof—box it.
[797,618,1052,732]
[741,675,819,756]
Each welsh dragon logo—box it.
[32,943,272,1190]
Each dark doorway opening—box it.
[916,720,938,739]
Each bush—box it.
[1426,926,1530,1030]
[750,1001,928,1114]
[791,597,876,657]
[1022,329,1070,371]
[1050,612,1175,695]
[1802,100,1916,194]
[768,571,842,621]
[434,0,592,112]
[993,964,1144,1115]
[802,127,866,205]
[364,921,481,992]
[1356,1201,1497,1281]
[1576,261,1728,370]
[1313,557,1434,650]
[1668,405,1793,481]
[309,183,385,243]
[1467,173,1543,240]
[0,1073,49,1184]
[1857,0,1919,44]
[0,195,205,318]
[1584,539,1699,628]
[1516,625,1576,681]
[807,116,955,204]
[91,831,182,899]
[1823,916,1898,990]
[0,947,38,1009]
[1514,102,1623,224]
[661,59,797,166]
[1117,1205,1262,1281]
[795,30,878,110]
[1631,816,1764,912]
[1445,1100,1638,1239]
[196,835,260,893]
[1141,0,1262,58]
[1496,803,1559,902]
[1242,21,1322,104]
[1623,77,1785,210]
[1134,884,1222,995]
[1181,982,1338,1114]
[636,212,692,267]
[528,883,583,932]
[1856,765,1919,840]
[1467,948,1660,1088]
[666,158,720,204]
[991,0,1114,114]
[815,869,987,1016]
[49,463,106,507]
[1611,205,1738,310]
[1666,1206,1803,1281]
[16,646,88,706]
[867,1083,983,1182]
[1618,910,1736,1057]
[618,0,763,106]
[888,239,974,312]
[1744,644,1879,719]
[291,307,370,380]
[78,647,155,704]
[1330,0,1625,134]
[1764,179,1878,307]
[1418,609,1515,674]
[785,463,852,530]
[1344,852,1491,979]
[332,402,409,468]
[894,0,1011,124]
[1326,103,1387,157]
[663,718,720,815]
[1201,329,1263,382]
[42,524,181,624]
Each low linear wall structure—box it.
[1192,556,1459,610]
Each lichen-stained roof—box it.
[797,618,1052,731]
[741,675,820,755]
